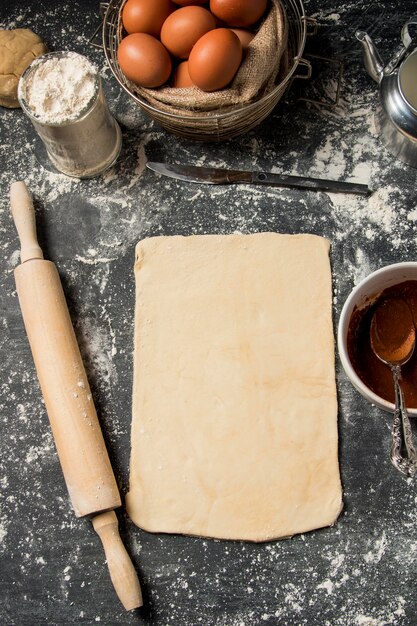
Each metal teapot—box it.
[356,17,417,167]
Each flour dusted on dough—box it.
[126,233,342,542]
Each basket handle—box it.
[292,58,313,82]
[89,2,110,49]
[290,54,343,109]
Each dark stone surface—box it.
[1,1,416,624]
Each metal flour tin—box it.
[18,51,122,178]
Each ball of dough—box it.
[0,28,48,108]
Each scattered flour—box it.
[329,185,397,241]
[0,515,9,545]
[317,579,335,595]
[364,531,388,564]
[313,134,348,179]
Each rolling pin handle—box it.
[92,510,143,611]
[10,181,44,263]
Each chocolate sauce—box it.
[347,280,417,407]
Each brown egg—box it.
[173,61,194,87]
[161,6,216,59]
[117,33,172,87]
[122,0,174,36]
[229,28,255,49]
[188,28,242,92]
[210,0,268,27]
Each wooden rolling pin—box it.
[10,181,142,611]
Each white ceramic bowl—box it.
[337,262,417,416]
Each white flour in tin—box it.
[20,52,97,124]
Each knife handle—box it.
[252,171,370,196]
[252,171,315,188]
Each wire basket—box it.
[101,0,310,141]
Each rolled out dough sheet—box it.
[126,233,342,542]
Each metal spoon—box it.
[370,297,417,477]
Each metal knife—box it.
[146,162,371,196]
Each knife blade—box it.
[146,162,371,196]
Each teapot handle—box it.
[384,15,417,76]
[401,15,417,47]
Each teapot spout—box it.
[356,30,384,83]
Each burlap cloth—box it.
[117,0,289,117]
